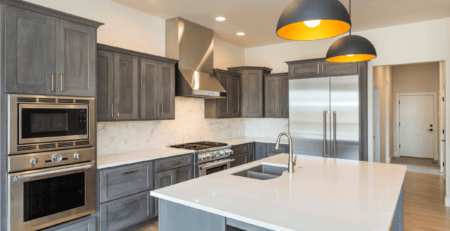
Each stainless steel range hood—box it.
[166,17,226,99]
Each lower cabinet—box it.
[100,191,155,231]
[231,153,248,168]
[255,142,267,161]
[43,217,96,231]
[247,143,255,162]
[155,165,194,189]
[255,142,290,160]
[266,143,289,157]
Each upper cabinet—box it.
[264,73,289,118]
[287,59,360,79]
[3,3,102,96]
[205,69,241,119]
[227,67,272,118]
[97,44,177,122]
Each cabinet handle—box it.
[172,161,182,166]
[122,200,138,206]
[111,103,114,118]
[122,170,138,175]
[51,72,55,92]
[116,103,119,118]
[60,74,64,92]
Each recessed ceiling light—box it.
[236,32,245,36]
[216,17,226,22]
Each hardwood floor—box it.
[391,157,441,175]
[138,172,450,231]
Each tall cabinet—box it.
[264,73,289,118]
[227,67,272,118]
[4,5,100,96]
[205,69,241,118]
[97,44,177,122]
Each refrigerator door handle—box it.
[323,111,328,157]
[333,111,337,158]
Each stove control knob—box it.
[52,154,62,163]
[30,158,38,166]
[206,154,212,159]
[214,151,220,157]
[73,153,81,160]
[220,151,226,156]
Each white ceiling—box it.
[112,0,450,48]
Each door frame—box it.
[395,92,438,160]
[373,87,381,162]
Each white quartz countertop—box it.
[97,137,287,169]
[151,154,407,231]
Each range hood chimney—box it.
[166,17,226,99]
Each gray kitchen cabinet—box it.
[100,191,155,231]
[176,165,194,183]
[255,142,267,161]
[56,20,96,96]
[205,69,242,118]
[113,52,139,120]
[155,165,194,189]
[322,62,358,76]
[228,67,272,118]
[43,217,96,231]
[140,58,175,120]
[267,143,290,157]
[287,60,322,79]
[99,162,154,203]
[231,153,247,168]
[97,44,178,122]
[264,73,289,118]
[154,154,194,172]
[4,5,100,96]
[247,143,255,163]
[97,50,114,121]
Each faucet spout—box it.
[275,132,295,174]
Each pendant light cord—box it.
[349,0,352,36]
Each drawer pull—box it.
[122,200,138,206]
[122,170,138,175]
[172,161,182,166]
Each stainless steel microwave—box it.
[8,94,95,154]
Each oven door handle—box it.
[199,159,235,170]
[15,164,94,181]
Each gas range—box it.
[170,141,235,177]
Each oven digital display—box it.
[23,172,86,222]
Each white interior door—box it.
[399,95,435,158]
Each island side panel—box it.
[226,218,273,231]
[159,199,226,231]
[392,187,404,231]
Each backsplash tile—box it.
[97,97,288,155]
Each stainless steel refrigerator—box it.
[289,75,360,160]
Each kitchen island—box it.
[151,154,407,231]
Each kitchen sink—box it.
[232,164,287,180]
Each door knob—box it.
[429,129,434,131]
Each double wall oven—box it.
[7,94,96,231]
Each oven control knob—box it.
[52,154,62,163]
[30,158,38,166]
[73,153,81,160]
[206,154,212,159]
[220,151,225,156]
[214,151,220,157]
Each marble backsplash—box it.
[97,97,288,155]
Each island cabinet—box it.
[205,69,242,118]
[3,4,102,96]
[287,58,359,79]
[97,44,177,121]
[227,67,272,118]
[264,73,289,118]
[255,142,290,160]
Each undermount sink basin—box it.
[232,164,288,180]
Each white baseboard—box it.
[446,197,450,207]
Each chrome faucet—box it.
[275,132,297,174]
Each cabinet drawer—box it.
[266,143,289,157]
[100,162,153,203]
[232,144,248,154]
[100,191,155,231]
[43,217,96,231]
[322,62,358,76]
[155,154,193,172]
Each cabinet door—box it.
[289,61,322,79]
[279,76,289,118]
[247,143,255,163]
[322,62,358,76]
[239,153,247,166]
[255,143,267,160]
[5,6,56,94]
[158,62,175,119]
[176,165,194,184]
[267,143,289,157]
[264,76,279,118]
[113,53,139,120]
[140,58,159,120]
[242,70,264,118]
[56,20,96,96]
[155,169,176,189]
[97,50,114,121]
[217,73,229,118]
[229,76,241,117]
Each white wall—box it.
[214,38,245,70]
[245,18,450,203]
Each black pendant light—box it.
[326,0,377,62]
[276,0,352,41]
